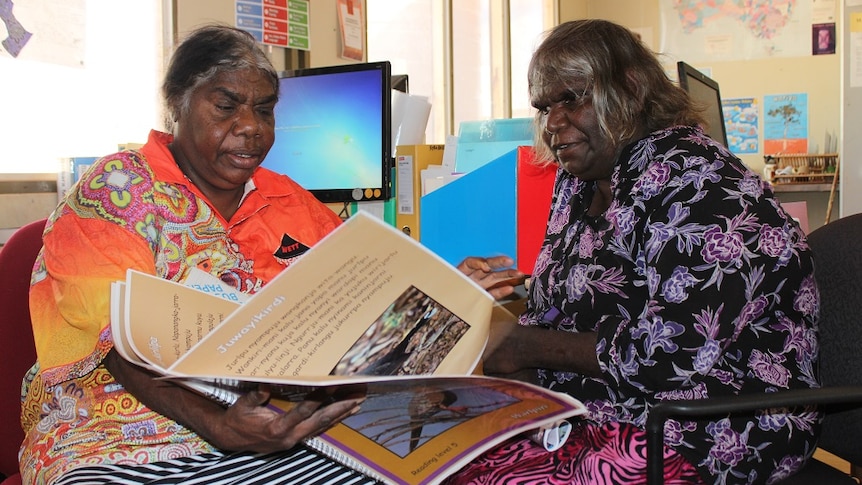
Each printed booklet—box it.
[109,211,585,485]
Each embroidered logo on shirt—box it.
[274,234,310,260]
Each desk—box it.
[772,184,840,233]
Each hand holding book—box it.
[455,255,526,300]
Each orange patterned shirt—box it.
[19,130,342,484]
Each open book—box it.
[110,211,585,485]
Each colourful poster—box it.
[763,93,808,154]
[722,97,758,154]
[236,0,310,50]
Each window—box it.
[367,0,555,145]
[0,0,164,173]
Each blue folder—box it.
[420,148,518,267]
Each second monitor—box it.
[677,61,729,148]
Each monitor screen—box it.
[677,61,728,148]
[264,61,392,203]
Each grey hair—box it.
[528,20,704,163]
[162,25,279,132]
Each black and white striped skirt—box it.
[53,447,380,485]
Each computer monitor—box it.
[263,61,392,203]
[676,61,729,148]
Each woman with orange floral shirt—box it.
[19,25,519,485]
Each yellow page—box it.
[123,271,240,370]
[167,211,494,383]
[109,281,155,369]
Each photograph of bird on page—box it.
[342,381,519,458]
[330,285,470,376]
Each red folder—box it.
[516,146,556,275]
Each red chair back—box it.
[0,218,47,482]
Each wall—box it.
[174,0,365,68]
[557,0,842,231]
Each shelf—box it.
[772,183,838,193]
[765,153,839,193]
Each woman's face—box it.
[171,67,277,199]
[534,79,617,181]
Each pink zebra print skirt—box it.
[445,421,704,485]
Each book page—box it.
[165,304,516,389]
[167,211,493,381]
[123,273,240,370]
[110,281,157,370]
[113,212,588,485]
[167,373,586,485]
[122,212,494,383]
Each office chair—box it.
[0,218,47,485]
[645,213,862,485]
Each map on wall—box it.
[660,0,812,62]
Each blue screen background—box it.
[263,68,385,195]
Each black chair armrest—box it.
[645,385,862,485]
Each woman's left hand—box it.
[457,255,525,300]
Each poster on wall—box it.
[0,0,85,66]
[722,97,759,155]
[337,0,364,61]
[659,0,812,62]
[236,0,310,50]
[763,93,808,154]
[812,23,836,55]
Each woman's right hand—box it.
[208,387,363,452]
[105,350,362,453]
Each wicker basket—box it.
[765,153,839,184]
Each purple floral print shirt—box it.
[525,126,821,484]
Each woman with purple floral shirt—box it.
[449,20,819,485]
